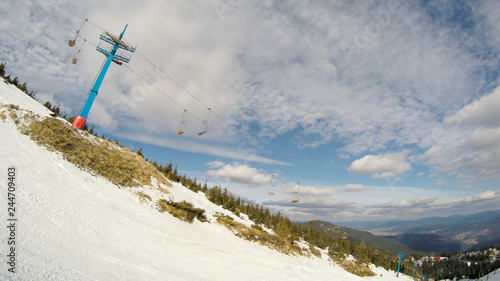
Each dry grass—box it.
[310,246,322,258]
[136,191,152,201]
[339,260,376,277]
[216,215,302,256]
[157,200,207,223]
[8,111,18,124]
[7,104,19,110]
[25,117,172,188]
[158,186,170,194]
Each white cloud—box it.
[461,190,500,203]
[434,178,448,186]
[2,1,500,220]
[279,184,335,197]
[207,160,224,169]
[375,196,438,209]
[426,127,500,182]
[348,151,411,179]
[206,162,272,186]
[2,0,499,163]
[424,86,500,186]
[340,184,367,192]
[264,197,357,210]
[267,188,500,222]
[444,86,500,128]
[348,190,500,221]
[113,131,292,166]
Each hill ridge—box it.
[1,77,414,280]
[342,210,500,252]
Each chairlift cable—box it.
[17,0,339,221]
[14,0,78,36]
[125,63,333,216]
[123,64,203,123]
[34,0,310,198]
[42,0,103,31]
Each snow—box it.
[0,79,53,118]
[460,269,500,281]
[0,79,415,280]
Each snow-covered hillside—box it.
[0,79,413,280]
[462,269,500,281]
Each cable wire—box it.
[14,0,339,218]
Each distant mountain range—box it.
[307,220,424,254]
[341,209,500,253]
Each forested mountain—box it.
[420,247,500,280]
[343,210,500,252]
[308,221,421,254]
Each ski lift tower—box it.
[396,252,404,277]
[72,25,136,129]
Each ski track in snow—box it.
[0,78,422,280]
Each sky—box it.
[1,0,499,223]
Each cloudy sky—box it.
[1,0,499,222]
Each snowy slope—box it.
[461,269,500,281]
[0,79,414,280]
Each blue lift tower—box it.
[396,252,404,277]
[72,25,136,129]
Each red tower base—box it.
[72,115,86,129]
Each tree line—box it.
[8,63,498,279]
[151,160,420,275]
[1,62,35,99]
[421,247,500,280]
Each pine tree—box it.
[51,105,60,116]
[43,101,52,110]
[0,62,5,77]
[19,82,27,93]
[11,76,19,86]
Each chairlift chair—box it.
[198,108,211,136]
[341,226,348,239]
[68,19,87,47]
[333,215,340,231]
[291,182,300,203]
[197,125,207,136]
[268,174,276,195]
[177,109,187,135]
[71,39,86,65]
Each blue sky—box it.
[1,0,499,222]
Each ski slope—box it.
[0,79,415,280]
